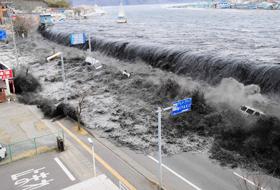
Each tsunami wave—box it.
[38,25,280,94]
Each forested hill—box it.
[73,0,194,6]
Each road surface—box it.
[0,152,77,190]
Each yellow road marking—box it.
[56,121,137,190]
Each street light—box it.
[87,137,96,177]
[7,4,19,68]
[156,106,172,190]
[46,52,67,104]
[156,98,192,190]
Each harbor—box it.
[171,0,280,10]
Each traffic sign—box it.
[171,98,192,116]
[0,69,13,80]
[70,33,86,45]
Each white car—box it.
[0,144,7,160]
[240,105,265,117]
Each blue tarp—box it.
[0,30,7,41]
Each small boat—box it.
[117,0,127,23]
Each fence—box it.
[0,130,64,165]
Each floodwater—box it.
[52,5,280,64]
[44,5,280,94]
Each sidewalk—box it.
[0,102,158,189]
[0,102,93,183]
[56,118,158,190]
[0,102,53,144]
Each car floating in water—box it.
[240,105,265,117]
[0,143,7,161]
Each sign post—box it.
[88,33,92,53]
[60,53,67,104]
[157,107,163,189]
[156,98,192,190]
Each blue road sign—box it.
[0,30,7,41]
[171,98,192,116]
[70,33,86,45]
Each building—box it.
[0,2,7,24]
[0,63,15,103]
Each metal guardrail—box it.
[0,130,64,164]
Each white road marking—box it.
[233,172,266,190]
[11,167,54,190]
[54,157,76,181]
[148,155,202,190]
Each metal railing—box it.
[0,130,64,165]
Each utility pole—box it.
[157,107,163,190]
[11,19,19,68]
[60,53,67,104]
[47,52,67,104]
[156,106,172,190]
[88,33,91,53]
[156,98,192,190]
[7,4,19,68]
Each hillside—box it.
[7,0,48,10]
[72,0,194,6]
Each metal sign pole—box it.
[157,107,163,190]
[60,54,67,104]
[155,98,191,190]
[88,33,92,52]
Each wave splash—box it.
[38,25,280,94]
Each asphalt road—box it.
[121,148,280,190]
[57,119,158,190]
[0,152,77,190]
[16,116,277,190]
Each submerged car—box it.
[0,144,7,160]
[240,105,265,117]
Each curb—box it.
[83,126,167,190]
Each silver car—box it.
[0,144,7,160]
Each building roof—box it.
[62,175,119,190]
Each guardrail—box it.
[0,130,64,165]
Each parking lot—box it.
[0,103,62,164]
[0,152,78,190]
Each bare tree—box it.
[75,91,87,131]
